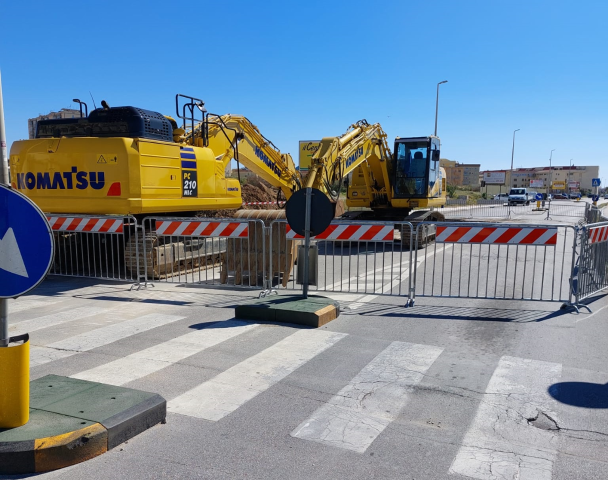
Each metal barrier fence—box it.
[575,221,608,304]
[441,200,512,219]
[45,212,604,311]
[47,215,138,282]
[439,198,590,221]
[140,217,266,287]
[412,221,577,305]
[547,200,589,219]
[585,205,603,224]
[268,220,415,300]
[441,200,543,220]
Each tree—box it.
[446,184,457,198]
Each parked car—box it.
[553,193,568,199]
[493,193,509,201]
[508,188,535,206]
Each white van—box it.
[508,188,535,206]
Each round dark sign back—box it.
[285,188,334,237]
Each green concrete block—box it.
[236,295,340,327]
[39,383,155,424]
[30,375,98,409]
[30,375,167,450]
[0,376,166,474]
[0,409,97,443]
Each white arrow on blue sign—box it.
[592,178,601,187]
[0,184,54,298]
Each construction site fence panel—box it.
[268,219,415,302]
[575,221,608,303]
[546,199,589,219]
[439,198,589,221]
[412,221,577,305]
[140,217,266,288]
[46,214,139,282]
[585,205,604,224]
[45,214,598,311]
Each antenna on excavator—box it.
[89,91,97,110]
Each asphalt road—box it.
[1,277,607,480]
[1,203,606,480]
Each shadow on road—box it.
[343,303,570,323]
[548,382,608,408]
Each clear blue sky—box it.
[1,0,606,180]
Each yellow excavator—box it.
[10,94,446,279]
[304,119,447,245]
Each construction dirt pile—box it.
[196,177,279,218]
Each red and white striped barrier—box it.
[242,201,285,206]
[435,226,557,245]
[286,224,394,242]
[588,225,608,244]
[155,220,248,238]
[47,216,124,233]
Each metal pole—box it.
[549,149,555,192]
[569,159,572,196]
[0,300,7,347]
[0,71,8,347]
[434,80,448,137]
[302,188,312,299]
[0,71,8,185]
[546,149,555,220]
[509,129,520,217]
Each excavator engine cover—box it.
[36,107,174,142]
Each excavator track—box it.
[399,210,445,249]
[124,231,225,281]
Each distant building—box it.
[480,165,600,195]
[443,162,481,188]
[28,108,82,139]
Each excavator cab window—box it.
[394,140,430,197]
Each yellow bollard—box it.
[537,200,541,209]
[0,334,30,428]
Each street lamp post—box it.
[434,80,448,137]
[549,149,555,194]
[569,159,573,196]
[510,129,520,189]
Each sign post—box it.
[592,178,601,205]
[0,184,54,427]
[285,188,333,300]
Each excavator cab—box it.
[393,136,441,199]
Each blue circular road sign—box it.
[535,194,543,201]
[0,184,54,298]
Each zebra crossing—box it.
[11,293,580,480]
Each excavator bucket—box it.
[221,210,298,287]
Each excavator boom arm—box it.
[306,121,393,203]
[201,114,301,200]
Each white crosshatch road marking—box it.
[7,297,63,313]
[9,306,109,336]
[30,313,186,367]
[71,320,258,385]
[449,356,562,480]
[168,329,347,421]
[291,341,443,453]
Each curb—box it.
[0,375,166,474]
